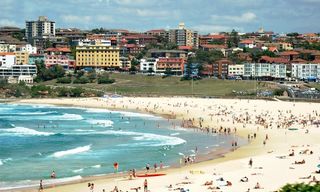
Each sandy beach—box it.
[11,97,320,192]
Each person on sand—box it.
[38,180,43,192]
[89,183,94,192]
[112,186,119,192]
[113,162,119,173]
[254,182,262,189]
[50,171,56,178]
[153,163,157,172]
[146,163,150,172]
[143,179,148,192]
[240,176,249,182]
[204,180,213,185]
[249,158,253,168]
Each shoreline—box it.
[0,99,243,192]
[4,97,320,192]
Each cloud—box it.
[192,24,243,33]
[211,12,257,23]
[0,19,18,27]
[61,15,113,23]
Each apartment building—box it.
[169,23,199,48]
[228,64,244,76]
[25,16,55,45]
[45,55,75,69]
[140,58,158,72]
[291,63,320,80]
[75,45,120,69]
[14,51,29,65]
[244,63,286,79]
[156,58,185,75]
[0,43,16,52]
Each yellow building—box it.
[14,51,29,65]
[76,45,120,68]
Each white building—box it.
[0,65,37,78]
[0,53,37,80]
[140,58,158,72]
[18,75,34,84]
[0,43,16,52]
[291,63,320,80]
[244,63,286,79]
[73,39,111,46]
[228,64,244,76]
[17,44,37,54]
[0,53,16,67]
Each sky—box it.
[0,0,320,34]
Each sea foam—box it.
[51,145,91,158]
[0,127,54,136]
[86,119,113,127]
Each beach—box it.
[11,97,320,192]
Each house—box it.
[279,51,299,61]
[239,39,256,49]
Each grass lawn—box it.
[309,83,320,90]
[39,73,272,97]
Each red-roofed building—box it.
[45,47,71,55]
[199,35,226,46]
[260,56,289,64]
[279,51,299,61]
[268,46,278,53]
[156,57,185,75]
[145,29,168,40]
[239,39,256,48]
[122,34,157,45]
[121,44,145,55]
[200,44,227,51]
[178,45,193,52]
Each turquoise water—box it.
[0,103,242,189]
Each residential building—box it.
[0,52,16,67]
[169,23,199,48]
[149,49,187,59]
[145,29,168,39]
[239,39,256,49]
[121,44,145,55]
[16,44,37,54]
[121,34,157,45]
[45,55,75,69]
[18,75,34,84]
[243,63,286,80]
[45,47,71,55]
[228,64,244,77]
[29,54,45,65]
[75,45,120,69]
[25,16,55,45]
[0,65,37,78]
[140,58,158,72]
[14,51,29,65]
[291,63,320,80]
[199,35,226,46]
[279,51,299,61]
[156,58,185,75]
[119,57,131,70]
[0,43,16,52]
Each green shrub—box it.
[73,76,89,84]
[57,77,72,84]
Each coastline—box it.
[5,97,320,192]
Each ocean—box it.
[0,103,243,190]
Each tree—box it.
[279,183,320,192]
[97,73,115,84]
[51,65,65,78]
[73,76,89,84]
[227,29,240,48]
[87,70,97,83]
